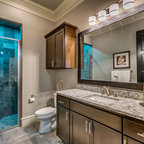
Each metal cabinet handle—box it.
[66,111,69,121]
[85,120,88,133]
[137,132,144,137]
[88,121,92,135]
[124,140,128,144]
[58,100,64,104]
[51,61,55,67]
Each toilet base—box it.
[39,116,56,134]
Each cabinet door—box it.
[124,136,142,144]
[70,111,90,144]
[46,35,55,68]
[55,30,64,68]
[57,105,69,144]
[91,121,122,144]
[65,26,76,68]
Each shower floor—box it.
[0,114,18,131]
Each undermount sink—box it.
[85,95,119,104]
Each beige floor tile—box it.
[0,125,63,144]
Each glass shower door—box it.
[0,37,18,130]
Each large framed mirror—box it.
[78,4,144,90]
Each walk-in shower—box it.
[0,19,22,131]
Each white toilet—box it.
[35,93,57,134]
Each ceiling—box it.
[1,0,143,22]
[31,0,64,10]
[0,0,85,22]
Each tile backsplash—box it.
[75,84,143,100]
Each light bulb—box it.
[109,3,119,16]
[89,16,96,25]
[123,0,135,9]
[98,10,107,21]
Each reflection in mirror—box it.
[81,12,144,84]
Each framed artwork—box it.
[113,51,130,69]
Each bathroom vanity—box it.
[56,4,144,144]
[56,89,144,144]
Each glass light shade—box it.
[98,10,107,21]
[109,3,119,16]
[89,16,96,25]
[123,0,135,9]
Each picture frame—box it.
[113,51,130,69]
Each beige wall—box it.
[84,35,92,45]
[54,0,116,89]
[0,2,56,125]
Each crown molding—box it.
[0,0,85,22]
[55,0,85,21]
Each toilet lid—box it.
[35,107,56,117]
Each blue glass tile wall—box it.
[0,19,21,130]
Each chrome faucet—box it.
[103,86,110,96]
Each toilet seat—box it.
[35,107,56,119]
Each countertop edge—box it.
[57,92,144,124]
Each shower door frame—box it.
[0,34,22,130]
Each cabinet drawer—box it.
[123,119,144,143]
[124,136,142,144]
[57,95,69,109]
[70,100,121,131]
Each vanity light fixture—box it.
[89,16,96,25]
[88,0,135,25]
[123,0,135,9]
[98,10,107,21]
[109,3,119,16]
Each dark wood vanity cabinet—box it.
[123,119,144,144]
[57,105,69,144]
[92,121,122,144]
[124,137,142,144]
[70,111,122,144]
[56,96,70,144]
[56,95,144,144]
[70,111,90,144]
[45,22,77,69]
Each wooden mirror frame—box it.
[78,4,144,90]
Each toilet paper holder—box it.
[29,94,35,103]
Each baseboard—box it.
[21,115,39,127]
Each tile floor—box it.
[0,114,18,131]
[0,123,63,144]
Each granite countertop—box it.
[56,89,144,121]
